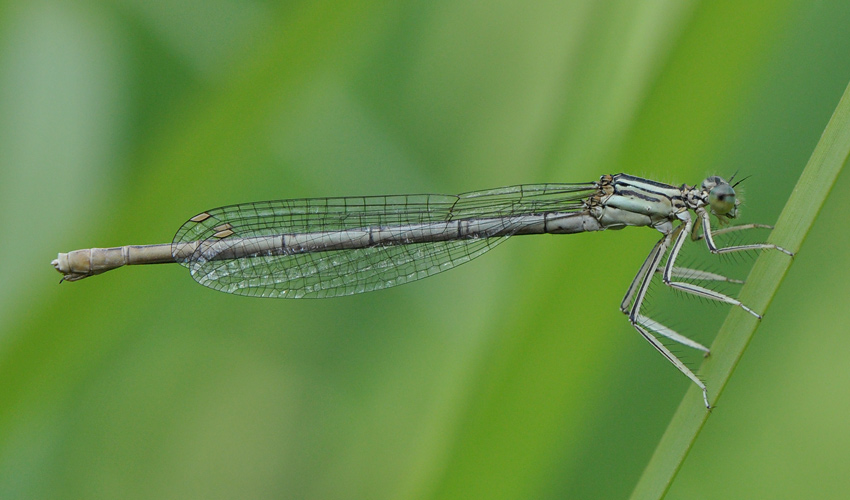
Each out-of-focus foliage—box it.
[1,1,848,499]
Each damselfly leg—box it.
[624,211,792,408]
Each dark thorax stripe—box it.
[613,175,681,204]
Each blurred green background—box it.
[2,1,849,498]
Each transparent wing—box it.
[172,183,596,298]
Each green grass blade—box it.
[629,79,850,500]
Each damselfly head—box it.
[702,176,739,220]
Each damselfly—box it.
[53,174,792,407]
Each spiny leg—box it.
[655,210,792,317]
[625,227,711,408]
[637,213,792,407]
[691,223,775,242]
[623,227,710,352]
[656,267,743,284]
[696,209,793,256]
[662,214,764,318]
[621,236,665,313]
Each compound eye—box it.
[709,183,736,216]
